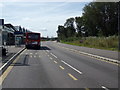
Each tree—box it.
[64,18,76,37]
[82,2,100,36]
[82,2,118,36]
[57,25,67,40]
[75,16,85,37]
[57,2,118,40]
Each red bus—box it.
[25,32,41,49]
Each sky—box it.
[0,1,89,37]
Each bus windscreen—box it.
[28,33,39,40]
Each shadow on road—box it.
[11,55,29,66]
[26,46,51,50]
[40,46,51,50]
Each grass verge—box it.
[61,36,119,51]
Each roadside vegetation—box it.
[57,2,119,51]
[61,36,118,51]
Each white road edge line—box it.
[78,50,119,64]
[61,60,82,74]
[79,51,120,64]
[57,44,119,64]
[50,53,58,58]
[0,48,25,71]
[101,86,109,90]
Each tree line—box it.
[57,2,119,40]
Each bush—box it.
[61,35,118,51]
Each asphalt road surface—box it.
[1,41,119,89]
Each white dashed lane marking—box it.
[54,61,58,64]
[61,60,82,74]
[50,53,58,58]
[101,86,109,90]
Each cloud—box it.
[2,0,118,2]
[40,28,47,31]
[2,2,86,37]
[0,3,4,7]
[1,0,93,2]
[22,17,33,21]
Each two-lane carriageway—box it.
[1,41,118,89]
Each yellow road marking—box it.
[68,73,78,80]
[59,65,64,70]
[85,88,90,90]
[0,49,25,85]
[0,49,26,85]
[54,61,57,64]
[0,66,14,85]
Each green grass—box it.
[61,36,119,51]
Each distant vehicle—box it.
[57,39,60,42]
[25,32,41,49]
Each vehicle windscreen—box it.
[28,33,39,40]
